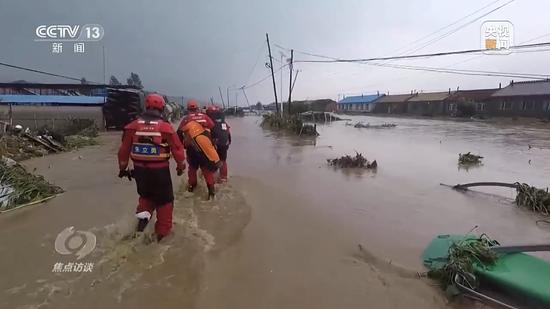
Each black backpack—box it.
[211,120,229,146]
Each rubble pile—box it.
[327,152,377,169]
[0,119,99,161]
[0,159,63,211]
[458,152,483,165]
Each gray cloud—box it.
[1,0,549,104]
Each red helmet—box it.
[187,99,199,111]
[145,93,165,111]
[206,105,219,112]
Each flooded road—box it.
[1,115,549,308]
[226,115,550,266]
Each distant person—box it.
[180,99,215,130]
[117,94,186,241]
[177,100,218,198]
[206,105,231,182]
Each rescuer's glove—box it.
[176,163,186,176]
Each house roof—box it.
[0,95,105,105]
[448,88,498,101]
[374,94,415,103]
[407,92,451,102]
[491,80,550,97]
[0,83,143,91]
[338,94,383,104]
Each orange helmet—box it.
[206,105,219,112]
[187,99,199,111]
[145,94,165,111]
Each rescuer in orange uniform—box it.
[206,105,231,182]
[118,94,186,241]
[177,100,218,198]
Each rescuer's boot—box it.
[207,185,215,200]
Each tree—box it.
[80,77,87,84]
[127,72,143,89]
[109,75,122,86]
[255,102,262,110]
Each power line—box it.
[0,60,87,82]
[368,61,549,80]
[230,63,289,91]
[244,42,267,85]
[390,0,505,55]
[402,0,515,55]
[294,41,550,63]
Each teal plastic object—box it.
[422,234,550,305]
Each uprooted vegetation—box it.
[327,152,377,169]
[515,183,550,215]
[427,234,498,294]
[0,160,63,211]
[347,122,397,129]
[458,152,483,165]
[261,113,319,136]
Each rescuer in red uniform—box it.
[206,105,231,182]
[177,100,217,198]
[118,94,186,241]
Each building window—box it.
[448,103,456,111]
[500,101,512,111]
[544,101,550,112]
[521,101,533,111]
[476,103,486,112]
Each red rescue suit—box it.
[118,111,185,237]
[177,112,216,191]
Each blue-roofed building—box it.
[337,93,384,113]
[0,82,143,130]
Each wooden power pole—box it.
[266,33,279,115]
[287,49,294,115]
[218,86,226,108]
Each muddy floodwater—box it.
[1,115,549,308]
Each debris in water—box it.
[261,114,319,136]
[427,234,498,293]
[458,152,483,165]
[327,152,377,169]
[0,161,63,211]
[515,183,550,215]
[0,119,99,161]
[349,122,397,129]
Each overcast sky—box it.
[1,0,549,105]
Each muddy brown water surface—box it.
[1,115,549,308]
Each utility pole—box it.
[280,53,284,104]
[218,86,226,108]
[210,97,214,104]
[266,33,279,115]
[241,87,250,107]
[235,92,238,108]
[226,87,230,108]
[102,46,106,84]
[287,49,294,115]
[291,69,300,92]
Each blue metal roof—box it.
[338,94,383,104]
[0,95,105,105]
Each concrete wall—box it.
[0,105,104,131]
